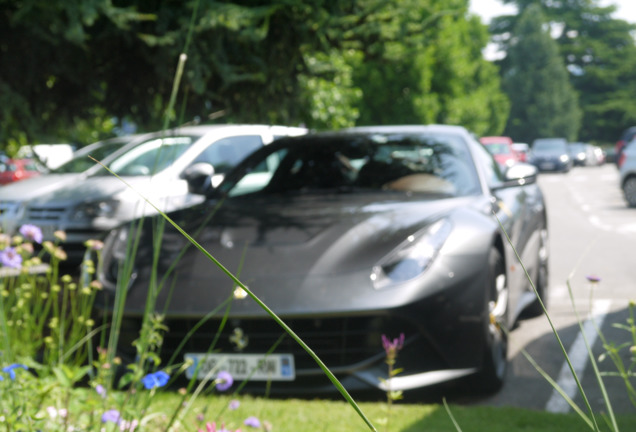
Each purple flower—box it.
[0,247,22,268]
[382,333,405,355]
[19,224,43,244]
[101,409,121,424]
[244,416,261,428]
[95,384,106,398]
[141,370,170,389]
[3,363,27,380]
[229,399,240,410]
[215,370,233,391]
[587,275,601,283]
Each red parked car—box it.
[0,158,46,185]
[479,136,521,168]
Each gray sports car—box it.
[97,125,548,395]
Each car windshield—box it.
[94,136,196,176]
[220,132,481,198]
[51,139,130,174]
[533,139,567,153]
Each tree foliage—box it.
[501,4,581,142]
[0,0,507,148]
[493,0,636,143]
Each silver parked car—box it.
[619,138,636,207]
[15,124,307,263]
[0,134,151,235]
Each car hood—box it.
[27,175,179,206]
[0,174,81,201]
[129,192,493,316]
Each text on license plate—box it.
[184,353,295,381]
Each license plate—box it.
[184,353,295,381]
[540,162,555,170]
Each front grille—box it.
[137,315,420,372]
[27,206,66,222]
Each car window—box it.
[222,133,482,198]
[473,140,505,187]
[101,137,194,176]
[193,135,263,174]
[52,140,129,174]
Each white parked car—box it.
[0,134,151,235]
[15,124,307,264]
[619,139,636,207]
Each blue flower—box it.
[0,248,22,269]
[141,370,170,389]
[244,416,261,428]
[19,224,43,244]
[101,409,121,424]
[215,370,233,391]
[3,363,27,380]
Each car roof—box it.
[345,124,470,135]
[157,124,307,136]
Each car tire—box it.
[523,226,549,318]
[472,248,509,393]
[623,177,636,208]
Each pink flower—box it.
[381,333,405,358]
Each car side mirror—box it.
[503,162,538,186]
[182,162,215,195]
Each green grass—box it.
[147,392,636,432]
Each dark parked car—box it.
[568,142,596,167]
[529,138,572,172]
[97,125,549,395]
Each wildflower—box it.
[102,409,121,424]
[85,239,104,251]
[215,370,233,391]
[381,333,405,362]
[2,363,27,380]
[96,384,107,398]
[46,406,68,419]
[119,418,139,431]
[244,416,261,428]
[0,247,22,268]
[141,370,170,389]
[586,275,601,283]
[54,230,66,242]
[229,399,240,410]
[17,243,34,255]
[199,422,232,432]
[19,224,43,244]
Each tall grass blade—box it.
[90,161,378,431]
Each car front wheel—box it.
[472,248,509,393]
[623,177,636,207]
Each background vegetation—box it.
[1,0,635,149]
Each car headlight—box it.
[371,218,452,289]
[559,154,570,163]
[71,199,119,221]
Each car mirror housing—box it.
[501,162,538,187]
[182,162,215,195]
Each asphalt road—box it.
[461,163,636,414]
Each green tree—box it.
[352,0,509,136]
[501,4,581,142]
[493,0,636,143]
[0,0,509,146]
